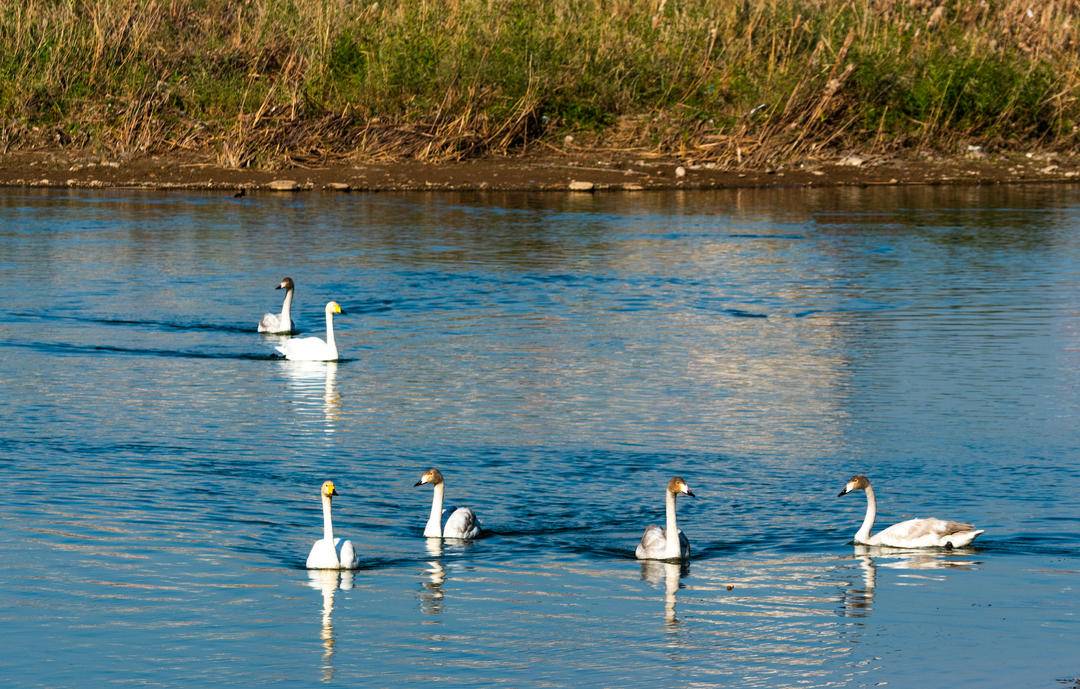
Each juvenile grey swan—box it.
[258,277,296,334]
[414,468,481,540]
[838,474,984,548]
[306,481,359,569]
[636,477,695,561]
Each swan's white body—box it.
[259,277,296,334]
[277,301,342,361]
[306,481,358,569]
[415,468,481,540]
[839,475,984,549]
[636,477,694,561]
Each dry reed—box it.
[1,0,1077,167]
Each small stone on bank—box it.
[568,180,594,191]
[674,166,687,178]
[325,182,351,192]
[267,179,300,191]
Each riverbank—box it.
[2,149,1079,192]
[4,1,1078,176]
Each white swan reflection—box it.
[639,560,688,626]
[280,360,341,430]
[841,545,980,617]
[307,569,354,682]
[419,539,447,615]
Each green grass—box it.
[1,0,1077,166]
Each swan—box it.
[258,277,296,334]
[276,301,343,361]
[636,477,694,561]
[414,468,481,540]
[838,474,985,548]
[306,480,359,569]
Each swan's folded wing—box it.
[636,524,666,557]
[338,539,358,569]
[307,538,339,569]
[876,517,980,546]
[444,506,481,539]
[258,313,278,332]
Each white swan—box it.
[636,477,694,561]
[276,301,343,361]
[838,474,985,548]
[258,277,296,334]
[414,468,481,540]
[306,480,359,569]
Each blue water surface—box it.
[0,185,1077,688]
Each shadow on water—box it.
[0,340,279,360]
[7,310,256,334]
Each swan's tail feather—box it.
[944,520,975,533]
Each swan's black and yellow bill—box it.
[837,486,850,497]
[413,480,424,487]
[684,488,696,497]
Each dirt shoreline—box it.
[2,149,1080,192]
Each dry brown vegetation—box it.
[2,0,1078,169]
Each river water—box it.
[0,186,1077,688]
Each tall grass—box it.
[2,0,1077,167]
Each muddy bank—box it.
[2,149,1079,193]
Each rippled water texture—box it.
[0,186,1077,688]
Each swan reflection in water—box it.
[639,560,689,627]
[307,569,354,682]
[280,360,341,431]
[841,545,981,618]
[419,539,446,616]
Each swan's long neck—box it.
[322,494,335,543]
[424,482,445,538]
[324,309,337,354]
[856,486,876,543]
[280,287,294,323]
[664,489,680,558]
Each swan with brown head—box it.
[635,476,695,561]
[415,468,481,540]
[838,474,984,548]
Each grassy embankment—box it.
[1,0,1077,169]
